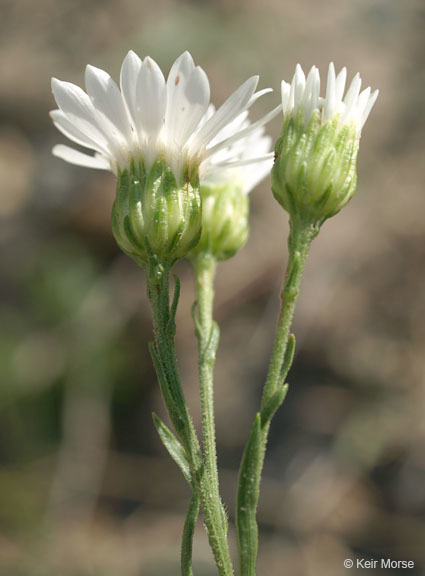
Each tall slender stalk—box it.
[147,262,234,576]
[192,254,229,541]
[236,217,318,576]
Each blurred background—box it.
[1,0,424,574]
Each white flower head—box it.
[281,63,379,137]
[50,50,276,182]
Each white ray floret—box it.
[201,106,274,195]
[281,62,378,136]
[51,51,276,180]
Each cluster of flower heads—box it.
[51,51,378,263]
[51,51,378,192]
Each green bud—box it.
[189,183,249,261]
[272,109,359,226]
[112,157,202,267]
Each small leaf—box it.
[202,321,220,364]
[167,274,181,336]
[280,333,296,383]
[149,342,186,439]
[236,413,262,576]
[260,383,289,425]
[181,491,200,576]
[152,412,192,484]
[191,300,202,339]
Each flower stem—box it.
[147,262,234,576]
[236,217,318,576]
[192,253,229,546]
[260,218,317,412]
[193,255,220,491]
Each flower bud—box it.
[272,63,378,226]
[189,183,249,262]
[273,110,359,224]
[112,158,202,267]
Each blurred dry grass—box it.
[0,0,425,574]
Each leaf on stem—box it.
[281,333,296,382]
[149,341,186,438]
[181,490,200,576]
[167,274,181,336]
[191,300,202,339]
[203,321,220,364]
[236,413,262,576]
[152,412,192,484]
[260,382,289,425]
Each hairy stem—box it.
[147,263,233,576]
[193,254,229,544]
[236,217,318,576]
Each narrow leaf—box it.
[260,383,289,425]
[181,491,200,576]
[191,301,202,339]
[202,321,220,364]
[236,413,262,576]
[281,333,296,382]
[152,412,192,484]
[167,274,181,336]
[149,342,186,438]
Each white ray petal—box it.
[212,152,274,169]
[51,78,111,148]
[165,52,194,142]
[303,66,319,121]
[204,104,281,159]
[136,56,166,138]
[359,89,379,131]
[190,76,259,151]
[287,70,297,112]
[342,73,362,122]
[310,67,321,115]
[85,64,133,142]
[335,67,347,103]
[354,87,371,127]
[293,64,306,109]
[165,55,210,147]
[247,87,273,107]
[281,81,291,113]
[323,62,336,123]
[50,110,110,156]
[52,144,111,170]
[120,50,143,129]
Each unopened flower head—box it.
[50,51,274,266]
[272,63,378,226]
[190,108,275,261]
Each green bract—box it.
[189,184,249,261]
[272,109,359,226]
[112,158,202,267]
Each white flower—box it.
[281,63,379,136]
[50,51,276,181]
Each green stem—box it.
[193,255,220,496]
[147,262,233,576]
[260,218,316,413]
[236,217,318,576]
[193,254,229,543]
